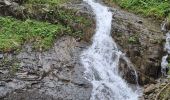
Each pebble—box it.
[0,54,3,59]
[144,84,155,94]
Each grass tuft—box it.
[0,16,70,52]
[110,0,170,19]
[0,0,94,52]
[26,0,70,5]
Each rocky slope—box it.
[0,0,169,99]
[0,0,94,99]
[0,36,92,100]
[110,6,164,85]
[143,78,170,100]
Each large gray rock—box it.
[0,36,92,100]
[110,7,164,84]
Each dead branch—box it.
[155,83,170,100]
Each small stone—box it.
[0,70,8,74]
[0,81,6,86]
[4,0,12,6]
[161,83,166,86]
[144,84,155,94]
[137,20,143,24]
[0,54,3,59]
[144,84,149,88]
[167,75,170,78]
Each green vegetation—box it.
[167,62,170,75]
[10,62,20,74]
[159,84,170,99]
[0,16,72,52]
[26,0,70,5]
[128,35,138,44]
[128,36,136,43]
[168,70,170,75]
[0,0,94,52]
[110,0,170,19]
[167,13,170,22]
[23,2,92,35]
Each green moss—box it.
[0,0,94,52]
[109,0,170,19]
[167,13,170,22]
[128,35,139,44]
[23,4,93,38]
[159,84,170,99]
[0,16,71,52]
[168,70,170,75]
[26,0,70,5]
[10,62,20,74]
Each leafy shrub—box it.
[26,0,69,5]
[0,16,69,52]
[112,0,170,19]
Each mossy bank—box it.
[104,0,170,20]
[0,0,94,52]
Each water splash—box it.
[164,32,170,54]
[161,21,170,76]
[81,0,140,99]
[161,55,168,76]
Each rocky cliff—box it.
[0,0,169,100]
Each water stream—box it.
[81,0,140,100]
[161,21,170,76]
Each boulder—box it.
[144,84,155,94]
[0,36,92,100]
[111,7,164,84]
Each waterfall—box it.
[161,21,170,76]
[81,0,140,100]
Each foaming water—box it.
[164,32,170,54]
[161,55,168,76]
[161,22,170,76]
[81,0,140,100]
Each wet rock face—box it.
[111,8,164,84]
[0,0,23,18]
[0,36,92,100]
[0,0,27,5]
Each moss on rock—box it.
[0,0,95,52]
[104,0,170,20]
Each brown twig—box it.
[155,82,170,100]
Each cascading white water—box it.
[161,22,170,76]
[164,32,170,53]
[81,0,140,100]
[161,55,168,76]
